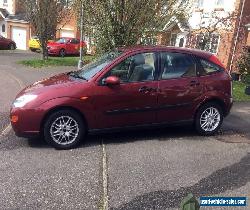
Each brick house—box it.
[0,0,79,50]
[0,0,31,50]
[159,0,250,73]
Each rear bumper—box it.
[224,97,233,117]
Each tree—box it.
[74,0,193,52]
[22,0,72,60]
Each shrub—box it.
[236,48,250,75]
[241,74,250,84]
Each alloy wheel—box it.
[50,115,79,145]
[200,107,221,132]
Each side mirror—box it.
[105,76,120,86]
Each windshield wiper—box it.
[69,72,87,80]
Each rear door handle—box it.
[139,86,149,92]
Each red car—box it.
[10,46,233,149]
[47,37,86,57]
[0,35,16,50]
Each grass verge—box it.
[233,81,250,102]
[18,55,94,68]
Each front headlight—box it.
[13,94,37,108]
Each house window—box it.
[2,24,5,33]
[170,33,177,46]
[179,38,184,47]
[61,0,72,7]
[140,36,157,45]
[196,33,220,54]
[215,0,224,7]
[3,0,8,4]
[197,0,204,8]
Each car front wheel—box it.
[59,49,65,57]
[9,43,15,50]
[44,109,85,149]
[195,102,223,135]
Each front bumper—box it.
[10,107,44,138]
[47,48,60,55]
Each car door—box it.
[157,51,202,123]
[67,38,79,54]
[92,52,159,129]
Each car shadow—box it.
[27,125,203,149]
[110,152,250,210]
[27,117,250,149]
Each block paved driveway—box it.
[0,51,249,210]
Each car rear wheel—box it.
[44,109,85,149]
[195,102,223,135]
[59,49,65,57]
[30,48,36,52]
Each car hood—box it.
[16,72,88,102]
[4,38,13,43]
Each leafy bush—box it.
[236,48,250,75]
[241,74,250,84]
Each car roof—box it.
[60,37,78,40]
[118,45,213,59]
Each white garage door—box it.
[61,29,74,38]
[12,27,27,50]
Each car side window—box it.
[70,39,79,44]
[103,52,156,83]
[160,52,196,79]
[198,58,223,75]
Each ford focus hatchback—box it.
[10,46,233,149]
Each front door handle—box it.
[190,80,200,86]
[139,86,158,93]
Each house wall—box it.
[56,11,78,38]
[0,19,7,37]
[13,0,25,14]
[189,0,236,30]
[230,0,250,71]
[162,0,250,72]
[0,0,14,14]
[7,21,30,49]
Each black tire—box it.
[9,43,16,50]
[195,102,223,136]
[30,48,36,52]
[44,109,86,149]
[59,49,65,57]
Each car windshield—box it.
[74,50,123,80]
[56,38,68,44]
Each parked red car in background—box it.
[0,35,16,50]
[47,37,86,57]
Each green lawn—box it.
[233,81,250,102]
[19,56,94,68]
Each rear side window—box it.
[198,58,223,75]
[160,52,196,79]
